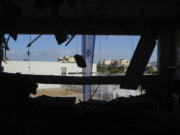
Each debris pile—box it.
[0,80,180,135]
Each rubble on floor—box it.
[0,80,180,135]
[1,94,180,135]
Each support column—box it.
[158,30,175,74]
[174,28,180,80]
[121,28,156,89]
[157,29,175,110]
[173,28,180,111]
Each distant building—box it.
[145,66,157,73]
[145,61,157,73]
[115,59,129,68]
[146,63,151,67]
[150,62,157,67]
[97,60,104,68]
[58,56,76,63]
[111,60,117,67]
[104,60,112,67]
[97,59,113,69]
[97,59,130,69]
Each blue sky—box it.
[6,35,157,63]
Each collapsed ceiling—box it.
[0,0,180,35]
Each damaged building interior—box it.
[1,0,180,134]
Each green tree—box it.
[118,66,125,73]
[23,58,30,61]
[148,69,157,74]
[5,57,10,61]
[97,67,108,73]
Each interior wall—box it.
[174,28,180,80]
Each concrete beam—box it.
[174,28,180,80]
[120,28,157,89]
[0,72,159,86]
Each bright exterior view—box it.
[2,35,157,102]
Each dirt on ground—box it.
[30,89,100,102]
[30,89,82,98]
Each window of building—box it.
[61,67,67,76]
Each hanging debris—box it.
[55,33,67,45]
[27,50,30,56]
[27,34,42,47]
[9,33,18,41]
[65,35,75,46]
[74,54,87,68]
[44,0,70,45]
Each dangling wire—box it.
[99,36,102,66]
[90,85,100,100]
[131,36,134,55]
[99,36,101,53]
[28,34,31,72]
[27,34,42,47]
[76,35,79,53]
[3,35,10,62]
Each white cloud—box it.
[7,49,135,63]
[7,49,76,61]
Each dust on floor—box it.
[30,89,82,98]
[30,89,100,102]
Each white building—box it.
[99,59,113,69]
[119,59,129,68]
[2,61,97,90]
[57,56,76,63]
